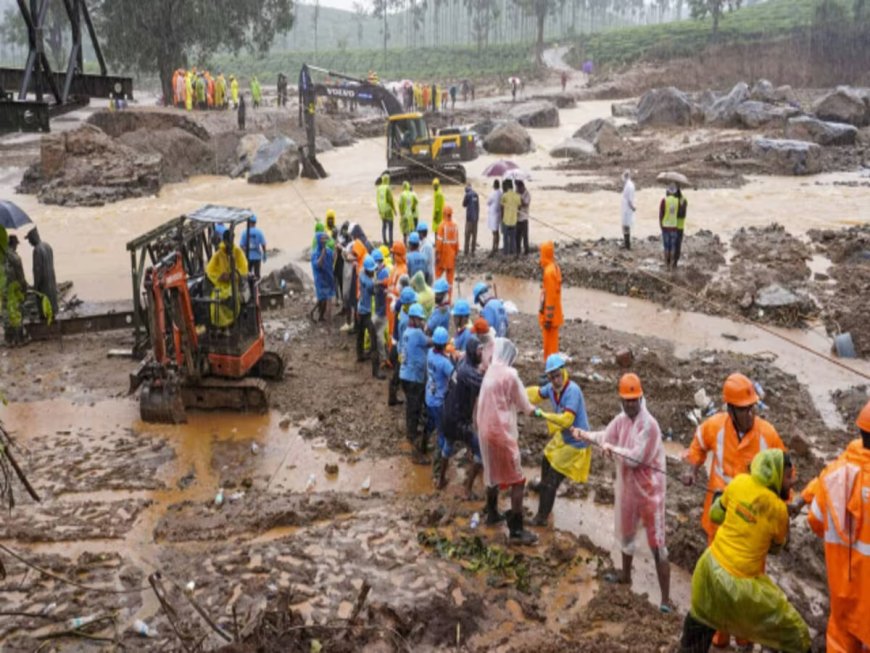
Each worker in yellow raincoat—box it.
[184,71,194,111]
[206,230,249,328]
[215,73,226,109]
[230,75,239,108]
[679,449,811,653]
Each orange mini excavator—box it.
[128,205,284,423]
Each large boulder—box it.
[508,101,560,128]
[637,87,695,127]
[573,118,623,154]
[247,136,300,184]
[773,85,798,105]
[751,137,821,175]
[735,101,800,129]
[813,87,869,127]
[317,114,355,147]
[470,118,498,139]
[549,138,595,158]
[611,101,637,118]
[705,82,750,125]
[749,79,775,102]
[236,134,268,163]
[483,120,532,154]
[530,93,576,109]
[785,116,858,146]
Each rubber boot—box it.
[623,231,631,250]
[508,511,538,545]
[484,486,505,525]
[532,483,556,526]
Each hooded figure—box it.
[26,227,58,321]
[3,233,28,345]
[377,174,397,247]
[476,338,538,544]
[431,178,445,233]
[680,449,810,653]
[410,271,434,317]
[538,241,563,361]
[206,231,248,327]
[398,181,419,242]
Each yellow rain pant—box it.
[544,432,592,483]
[210,284,240,328]
[690,549,810,653]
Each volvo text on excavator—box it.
[298,63,477,184]
[128,205,284,423]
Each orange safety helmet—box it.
[618,373,643,399]
[856,398,870,432]
[722,372,758,407]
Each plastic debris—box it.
[694,389,709,410]
[470,512,480,529]
[589,356,602,365]
[361,476,371,492]
[251,442,260,455]
[68,615,99,630]
[133,619,156,638]
[214,488,224,507]
[185,581,196,594]
[228,491,245,502]
[305,474,316,493]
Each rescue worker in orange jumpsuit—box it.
[682,372,787,649]
[435,205,459,300]
[794,399,870,652]
[386,240,408,354]
[538,241,563,361]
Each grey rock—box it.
[705,82,750,125]
[755,284,800,308]
[611,101,638,118]
[530,93,576,108]
[773,85,798,105]
[573,117,623,154]
[785,116,858,146]
[483,120,532,154]
[508,100,560,128]
[470,118,498,138]
[549,138,595,158]
[751,137,821,175]
[695,90,720,110]
[750,79,775,102]
[236,134,268,163]
[735,101,799,129]
[248,136,300,184]
[637,87,696,126]
[813,87,869,127]
[315,136,334,153]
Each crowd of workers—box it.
[0,226,58,346]
[301,188,867,651]
[169,68,259,113]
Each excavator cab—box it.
[387,113,432,167]
[129,205,284,423]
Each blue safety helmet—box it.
[409,232,421,246]
[408,303,426,319]
[473,282,489,304]
[417,221,429,234]
[250,214,258,223]
[363,255,376,272]
[545,353,567,374]
[452,299,471,317]
[432,326,449,346]
[400,288,417,304]
[433,278,450,294]
[377,267,390,282]
[372,249,384,263]
[215,224,227,237]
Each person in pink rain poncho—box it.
[575,373,673,612]
[476,337,540,545]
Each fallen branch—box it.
[0,425,41,503]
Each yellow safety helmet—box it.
[432,177,441,188]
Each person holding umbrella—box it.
[3,234,29,346]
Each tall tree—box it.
[688,0,741,36]
[514,0,556,65]
[312,0,320,60]
[352,1,367,46]
[371,0,399,66]
[92,0,294,105]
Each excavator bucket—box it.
[140,379,187,424]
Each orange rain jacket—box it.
[386,243,408,346]
[538,241,563,330]
[435,215,459,273]
[685,413,786,541]
[806,439,870,650]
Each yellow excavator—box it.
[298,64,477,184]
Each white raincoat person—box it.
[621,170,636,250]
[576,373,672,612]
[476,338,540,544]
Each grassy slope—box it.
[212,42,536,83]
[570,0,817,67]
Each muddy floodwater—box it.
[1,100,868,302]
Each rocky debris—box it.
[87,109,210,142]
[236,133,268,162]
[247,136,300,184]
[573,118,624,154]
[349,115,384,139]
[731,223,812,282]
[470,117,498,138]
[813,86,869,127]
[773,85,799,105]
[705,81,750,126]
[749,79,776,102]
[755,283,803,308]
[611,101,638,118]
[735,101,799,129]
[785,116,859,146]
[17,124,161,206]
[117,127,214,183]
[750,137,821,175]
[483,120,532,154]
[317,113,355,146]
[530,92,576,108]
[315,135,334,153]
[549,138,595,158]
[637,87,696,126]
[507,100,560,128]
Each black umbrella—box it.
[0,200,33,230]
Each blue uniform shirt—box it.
[453,326,471,353]
[426,349,454,408]
[358,273,374,315]
[462,188,480,223]
[539,380,589,448]
[427,305,450,334]
[374,277,387,317]
[395,310,410,351]
[407,250,428,283]
[482,298,508,337]
[240,227,267,261]
[400,327,428,383]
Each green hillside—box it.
[213,42,536,83]
[570,0,817,66]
